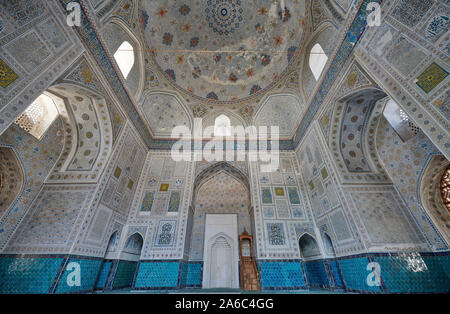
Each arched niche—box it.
[95,230,121,290]
[0,110,64,250]
[329,88,388,178]
[253,93,304,138]
[122,232,144,262]
[322,232,336,257]
[140,91,192,138]
[0,146,24,220]
[299,233,321,259]
[46,83,113,182]
[420,155,450,244]
[187,162,253,261]
[105,230,120,257]
[203,231,239,289]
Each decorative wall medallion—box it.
[416,63,449,94]
[0,58,19,88]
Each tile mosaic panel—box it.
[258,260,306,289]
[55,257,102,293]
[415,62,449,94]
[134,261,181,289]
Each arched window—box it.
[14,93,59,140]
[114,41,135,79]
[214,114,231,137]
[309,43,328,80]
[383,98,419,142]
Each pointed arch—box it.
[299,233,321,259]
[193,161,250,202]
[0,146,24,220]
[46,82,114,182]
[123,232,144,256]
[322,232,336,257]
[214,114,232,137]
[329,88,389,179]
[419,155,450,244]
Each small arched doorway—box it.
[321,232,344,289]
[111,233,143,290]
[322,233,336,258]
[95,231,119,290]
[299,233,329,288]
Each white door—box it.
[202,214,239,289]
[210,236,232,288]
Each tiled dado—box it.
[368,252,450,293]
[302,259,346,291]
[111,261,138,289]
[0,254,103,294]
[133,260,183,290]
[180,262,203,288]
[257,260,308,290]
[1,253,448,293]
[0,255,65,294]
[94,260,139,291]
[95,261,112,290]
[336,252,450,294]
[55,257,103,294]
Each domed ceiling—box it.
[140,0,305,103]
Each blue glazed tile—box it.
[372,254,450,293]
[258,261,306,289]
[55,257,102,293]
[304,261,329,287]
[329,260,344,288]
[338,257,381,293]
[95,261,112,289]
[134,261,180,288]
[181,262,202,287]
[0,256,64,294]
[112,261,138,289]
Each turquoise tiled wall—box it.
[371,253,450,293]
[134,261,181,289]
[180,262,202,288]
[55,257,102,293]
[336,253,450,293]
[328,260,344,288]
[95,261,112,289]
[0,256,64,294]
[337,256,382,293]
[258,260,306,290]
[304,261,329,288]
[112,260,137,289]
[1,253,448,293]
